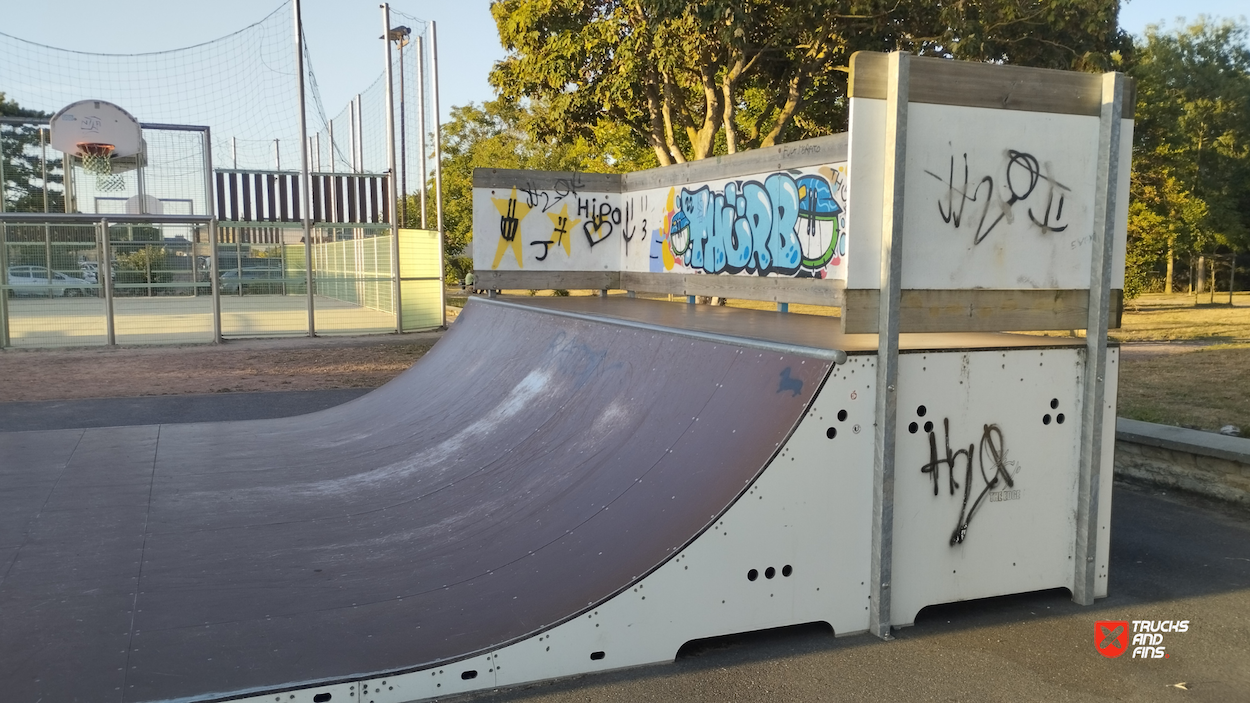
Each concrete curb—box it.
[1115,418,1250,506]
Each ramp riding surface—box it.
[0,298,832,702]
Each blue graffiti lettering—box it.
[668,171,832,277]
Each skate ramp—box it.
[0,298,832,702]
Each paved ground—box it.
[1,389,1247,702]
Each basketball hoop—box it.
[78,143,126,192]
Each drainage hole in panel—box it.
[837,409,848,422]
[782,565,793,577]
[1051,398,1059,409]
[748,569,759,582]
[923,421,933,433]
[908,422,918,434]
[917,405,927,417]
[590,651,606,661]
[1043,414,1052,425]
[461,670,478,680]
[1057,413,1065,424]
[765,566,776,579]
[826,427,837,439]
[313,695,332,703]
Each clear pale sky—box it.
[2,0,1246,124]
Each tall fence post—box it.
[383,3,403,333]
[293,0,316,337]
[430,20,445,326]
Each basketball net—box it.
[78,143,126,192]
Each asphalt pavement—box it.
[1,389,1246,702]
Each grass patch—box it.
[1118,344,1250,432]
[1115,292,1250,342]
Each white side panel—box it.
[1095,346,1119,598]
[472,184,622,272]
[360,652,499,703]
[890,348,1084,625]
[900,104,1102,290]
[845,97,886,290]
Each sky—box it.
[2,0,1247,126]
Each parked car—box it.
[219,267,287,294]
[5,266,92,298]
[78,261,116,284]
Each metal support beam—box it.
[1074,71,1125,606]
[869,50,910,641]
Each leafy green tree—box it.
[1127,18,1250,296]
[489,0,1129,165]
[0,94,64,213]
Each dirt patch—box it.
[0,331,443,403]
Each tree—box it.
[0,94,64,213]
[489,0,1129,165]
[1127,18,1250,297]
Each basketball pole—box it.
[293,0,316,337]
[383,3,403,334]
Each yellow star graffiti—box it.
[546,203,580,258]
[491,187,531,269]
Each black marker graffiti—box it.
[920,418,1015,545]
[622,197,648,256]
[579,197,621,248]
[520,173,585,213]
[925,150,1071,245]
[499,194,522,243]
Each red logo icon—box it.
[1096,620,1129,658]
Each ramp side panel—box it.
[122,302,831,702]
[360,354,878,698]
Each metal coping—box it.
[477,297,849,365]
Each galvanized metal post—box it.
[328,121,336,173]
[100,219,116,346]
[232,137,238,169]
[1074,72,1125,606]
[870,50,910,641]
[293,0,316,336]
[415,34,428,229]
[383,3,403,333]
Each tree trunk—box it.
[1197,256,1205,295]
[1165,242,1174,294]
